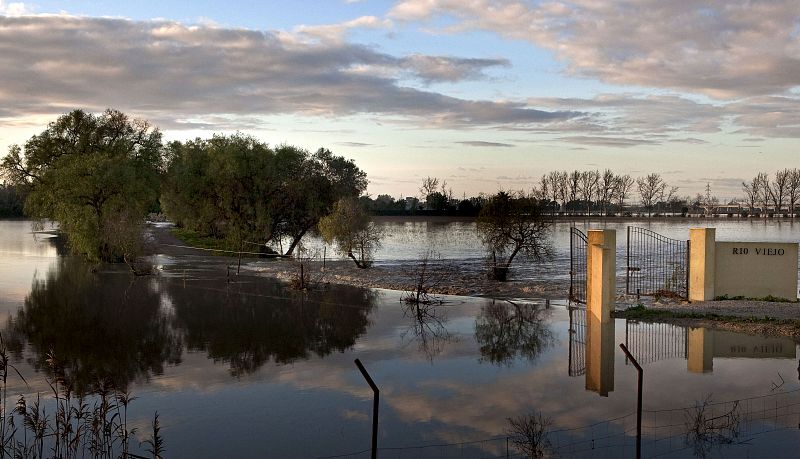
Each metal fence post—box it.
[354,359,379,459]
[619,343,643,459]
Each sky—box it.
[0,0,799,201]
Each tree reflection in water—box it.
[474,300,554,366]
[5,257,182,394]
[167,278,378,376]
[6,259,378,388]
[400,301,454,361]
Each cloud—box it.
[295,15,392,43]
[0,1,28,16]
[726,96,800,138]
[557,136,658,148]
[456,141,514,147]
[401,54,510,83]
[336,141,375,147]
[390,0,800,99]
[528,93,725,137]
[0,15,576,131]
[668,137,708,145]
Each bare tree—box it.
[579,170,599,215]
[477,192,552,281]
[684,395,740,458]
[546,171,564,214]
[534,174,550,202]
[567,170,581,214]
[599,169,616,215]
[771,169,790,216]
[742,177,759,216]
[419,176,439,200]
[637,173,667,217]
[402,251,456,305]
[662,186,681,215]
[556,170,569,214]
[788,169,800,218]
[755,172,771,217]
[399,253,458,360]
[614,174,635,212]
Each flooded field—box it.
[1,219,799,457]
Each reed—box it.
[0,336,162,459]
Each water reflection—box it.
[5,257,182,393]
[474,300,553,365]
[585,308,615,397]
[400,301,453,361]
[168,278,377,375]
[567,304,615,396]
[687,328,796,373]
[621,319,796,373]
[6,258,378,388]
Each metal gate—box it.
[569,227,588,303]
[568,305,586,376]
[626,227,690,299]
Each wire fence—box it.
[318,388,800,458]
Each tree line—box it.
[0,109,371,268]
[741,169,800,217]
[373,171,680,218]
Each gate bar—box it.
[354,359,379,459]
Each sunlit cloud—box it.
[389,0,800,99]
[0,15,576,133]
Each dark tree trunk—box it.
[347,251,366,269]
[284,228,308,256]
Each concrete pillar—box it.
[687,327,713,373]
[587,229,616,322]
[586,229,616,397]
[689,228,716,302]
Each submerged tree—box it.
[162,140,367,256]
[318,197,382,268]
[0,109,163,263]
[477,191,551,281]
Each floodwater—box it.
[1,219,800,457]
[299,217,800,288]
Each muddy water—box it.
[1,220,799,457]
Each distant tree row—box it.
[741,169,800,217]
[532,169,679,217]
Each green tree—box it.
[162,141,366,256]
[0,109,163,263]
[273,147,367,255]
[477,191,551,281]
[318,198,382,269]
